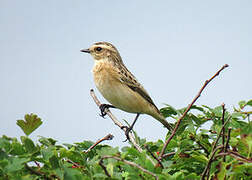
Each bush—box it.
[0,100,251,180]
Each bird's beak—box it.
[80,48,90,53]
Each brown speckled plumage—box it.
[82,42,172,130]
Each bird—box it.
[80,42,172,137]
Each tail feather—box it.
[150,111,173,131]
[158,116,173,131]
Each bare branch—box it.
[66,159,83,169]
[144,144,164,168]
[216,151,252,163]
[221,103,226,161]
[221,104,226,146]
[162,152,176,159]
[211,116,231,152]
[196,140,210,156]
[99,158,111,177]
[25,164,59,180]
[101,155,159,180]
[201,115,231,179]
[90,89,139,148]
[90,89,156,165]
[201,145,224,180]
[223,128,232,160]
[84,134,114,153]
[159,64,229,159]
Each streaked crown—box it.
[87,42,122,61]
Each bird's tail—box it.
[151,111,173,131]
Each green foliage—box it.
[16,113,42,136]
[0,101,252,179]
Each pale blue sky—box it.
[0,0,251,147]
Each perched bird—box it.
[81,42,172,135]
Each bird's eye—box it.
[96,47,102,52]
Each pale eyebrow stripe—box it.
[93,44,117,53]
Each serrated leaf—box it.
[96,146,119,156]
[160,104,178,117]
[0,136,11,152]
[191,154,208,164]
[21,136,37,154]
[49,155,60,169]
[38,136,57,146]
[17,113,42,136]
[190,105,205,112]
[10,140,25,155]
[63,165,83,180]
[41,146,55,161]
[246,99,252,107]
[238,100,246,108]
[93,173,108,178]
[107,163,114,177]
[185,173,200,180]
[5,157,29,172]
[212,106,223,117]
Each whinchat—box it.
[81,42,172,132]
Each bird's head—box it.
[81,42,121,61]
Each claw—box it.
[99,104,115,118]
[121,126,131,142]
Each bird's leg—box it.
[122,113,140,141]
[99,104,116,118]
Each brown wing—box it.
[118,67,159,111]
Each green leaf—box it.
[0,136,11,152]
[10,140,25,155]
[246,99,252,107]
[49,155,60,169]
[191,154,208,164]
[16,113,42,136]
[245,135,252,157]
[41,146,55,161]
[5,157,29,172]
[160,105,178,117]
[238,100,246,108]
[21,136,37,154]
[96,146,119,156]
[63,165,83,180]
[38,136,57,146]
[212,106,223,117]
[190,105,205,112]
[107,163,114,177]
[185,173,200,180]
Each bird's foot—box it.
[121,126,132,142]
[99,104,115,118]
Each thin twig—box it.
[66,159,83,168]
[196,140,210,156]
[100,155,159,180]
[25,164,57,180]
[223,128,232,160]
[34,161,40,168]
[215,151,252,163]
[99,158,111,177]
[25,164,46,177]
[144,144,164,168]
[90,89,156,165]
[211,116,231,152]
[159,64,229,159]
[221,103,226,161]
[201,145,224,180]
[162,147,203,159]
[162,152,176,159]
[84,134,114,153]
[221,104,226,147]
[90,89,139,149]
[201,115,231,180]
